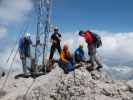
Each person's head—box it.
[24,32,31,39]
[79,44,84,49]
[54,27,59,33]
[63,44,69,51]
[79,30,84,36]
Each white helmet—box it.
[54,26,59,32]
[24,32,31,38]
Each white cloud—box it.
[0,0,33,24]
[104,64,133,80]
[62,31,133,65]
[0,25,7,39]
[100,32,133,64]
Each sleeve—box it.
[75,48,79,54]
[18,39,21,49]
[29,38,32,44]
[67,51,71,58]
[76,51,79,55]
[18,38,23,54]
[19,38,23,49]
[82,51,85,58]
[58,33,61,37]
[60,51,65,61]
[77,49,83,58]
[51,34,54,40]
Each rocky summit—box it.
[0,63,133,100]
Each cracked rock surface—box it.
[0,63,133,100]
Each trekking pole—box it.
[6,47,16,63]
[0,49,18,91]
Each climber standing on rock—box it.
[19,33,33,75]
[49,27,62,61]
[79,30,103,71]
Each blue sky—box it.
[1,0,133,38]
[52,0,133,32]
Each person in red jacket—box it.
[79,30,103,71]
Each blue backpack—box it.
[92,33,102,48]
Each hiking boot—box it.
[96,66,103,71]
[27,67,33,72]
[2,72,5,77]
[75,63,82,68]
[23,72,29,76]
[42,65,46,73]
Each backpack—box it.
[83,31,94,43]
[91,33,102,48]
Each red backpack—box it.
[83,31,94,43]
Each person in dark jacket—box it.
[19,33,32,74]
[49,27,62,60]
[79,30,103,71]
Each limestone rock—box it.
[0,63,133,100]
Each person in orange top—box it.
[59,44,75,74]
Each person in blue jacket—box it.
[19,33,32,75]
[74,44,86,63]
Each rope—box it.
[6,21,30,63]
[6,46,16,63]
[0,49,18,91]
[23,79,36,100]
